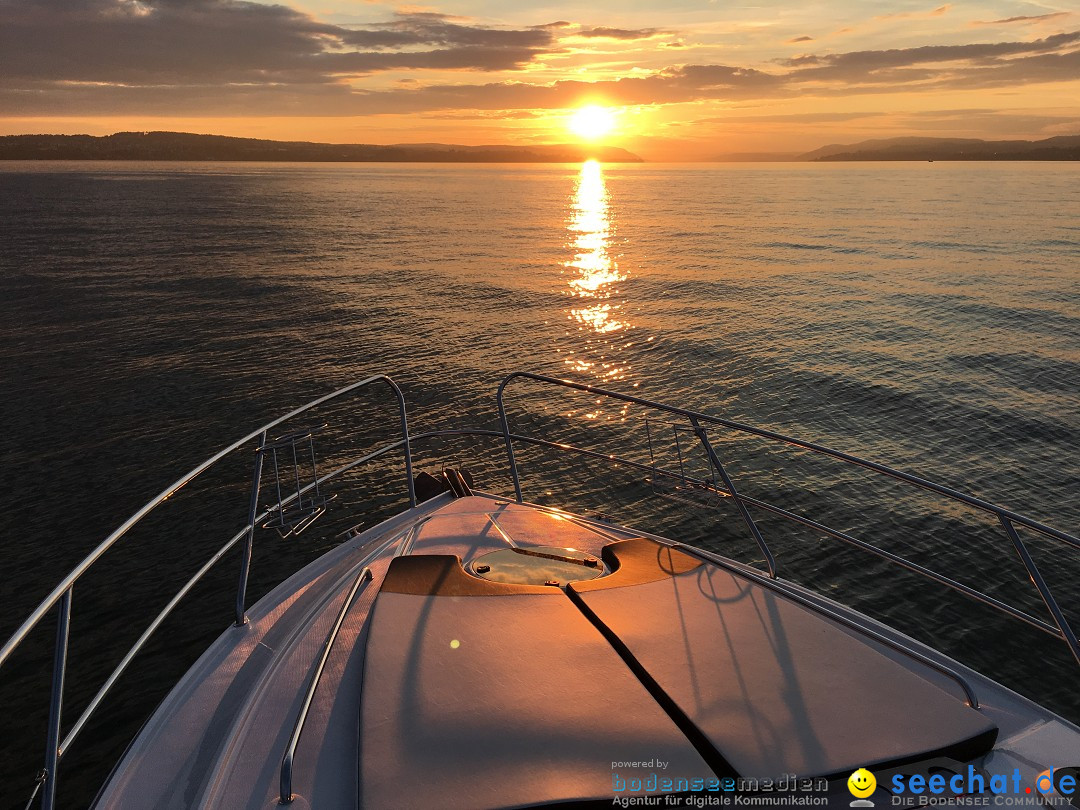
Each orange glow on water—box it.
[566,160,626,338]
[561,160,634,413]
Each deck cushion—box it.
[568,539,998,779]
[360,554,716,808]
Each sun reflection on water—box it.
[558,160,635,420]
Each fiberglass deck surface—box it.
[93,495,1002,809]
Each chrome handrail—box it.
[497,372,1079,548]
[59,530,246,758]
[495,371,1080,670]
[1,374,415,810]
[280,566,373,805]
[57,437,413,763]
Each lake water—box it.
[1,160,1078,806]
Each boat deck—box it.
[91,494,1080,809]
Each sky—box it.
[1,0,1078,159]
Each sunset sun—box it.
[569,106,616,140]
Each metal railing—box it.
[495,371,1080,672]
[280,565,373,805]
[3,370,1079,808]
[0,375,415,810]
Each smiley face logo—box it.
[848,768,876,799]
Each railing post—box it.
[235,432,267,627]
[496,377,524,503]
[388,381,416,508]
[689,416,778,579]
[1000,515,1080,669]
[42,588,72,810]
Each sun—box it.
[569,106,616,140]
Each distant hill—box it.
[0,131,643,163]
[804,135,1080,162]
[711,134,1080,162]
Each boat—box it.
[4,371,1079,808]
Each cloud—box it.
[921,47,1080,90]
[901,108,1080,130]
[710,111,887,124]
[342,11,554,49]
[0,64,792,117]
[574,27,666,40]
[0,0,559,84]
[787,36,814,43]
[2,3,1079,119]
[972,12,1071,26]
[420,109,541,119]
[780,31,1080,73]
[336,33,1080,113]
[876,4,951,21]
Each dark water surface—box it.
[1,160,1078,807]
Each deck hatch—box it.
[468,546,607,586]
